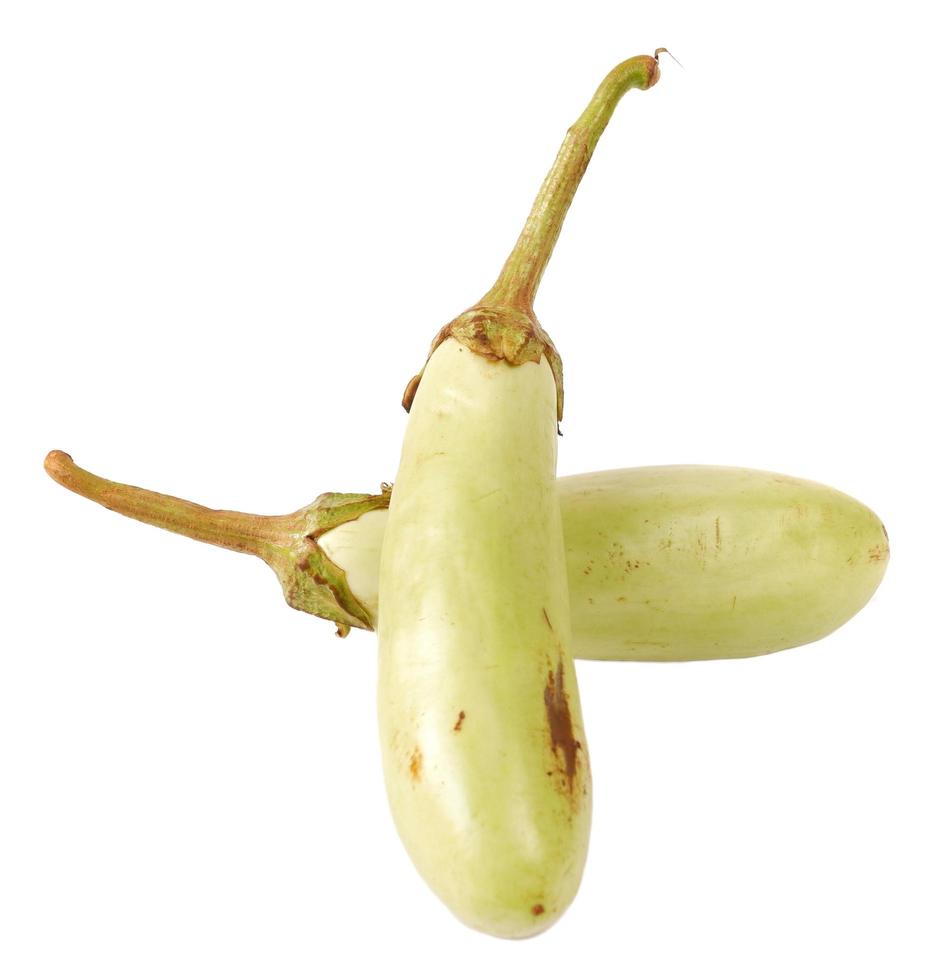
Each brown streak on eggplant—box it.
[543,659,580,794]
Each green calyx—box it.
[281,490,392,635]
[43,451,389,637]
[402,51,666,423]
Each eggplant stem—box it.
[482,51,663,312]
[43,450,291,559]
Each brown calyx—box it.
[401,305,564,421]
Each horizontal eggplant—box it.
[313,464,889,661]
[44,454,888,662]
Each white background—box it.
[2,1,947,977]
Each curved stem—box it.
[44,451,392,633]
[481,52,662,312]
[44,450,291,558]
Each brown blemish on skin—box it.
[409,747,423,781]
[868,544,887,563]
[715,517,722,551]
[544,659,579,793]
[542,608,553,630]
[531,904,545,916]
[453,710,466,732]
[731,594,737,610]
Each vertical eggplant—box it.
[376,53,663,937]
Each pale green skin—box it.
[377,344,590,939]
[321,466,889,662]
[560,466,888,661]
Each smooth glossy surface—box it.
[376,344,590,938]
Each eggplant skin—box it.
[561,465,889,662]
[376,343,590,939]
